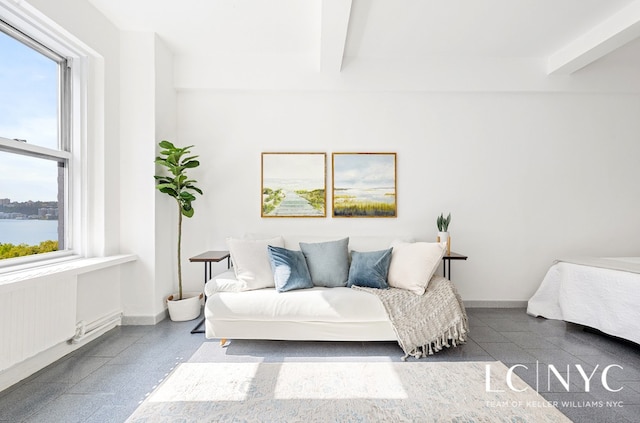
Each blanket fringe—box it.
[353,278,469,360]
[405,319,469,360]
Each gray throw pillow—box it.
[300,238,349,287]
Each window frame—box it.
[0,18,75,268]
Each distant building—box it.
[38,207,58,218]
[0,198,9,205]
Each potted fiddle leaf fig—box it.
[154,140,204,321]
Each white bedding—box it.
[527,257,640,345]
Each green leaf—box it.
[156,182,177,190]
[183,160,200,168]
[159,140,175,149]
[182,155,199,163]
[182,206,195,218]
[158,187,178,196]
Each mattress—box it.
[527,257,640,345]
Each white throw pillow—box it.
[227,236,284,290]
[387,240,447,295]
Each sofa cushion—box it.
[227,236,285,290]
[388,241,446,295]
[347,248,393,289]
[267,245,314,292]
[300,237,349,287]
[208,286,390,323]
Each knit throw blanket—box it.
[354,276,469,360]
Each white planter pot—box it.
[166,291,203,322]
[438,231,451,255]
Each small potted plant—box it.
[154,140,203,321]
[437,212,451,249]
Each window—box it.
[0,19,71,264]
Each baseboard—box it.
[464,300,528,308]
[121,308,168,326]
[0,320,119,393]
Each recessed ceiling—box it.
[87,0,640,73]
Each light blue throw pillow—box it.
[347,248,393,289]
[299,238,350,287]
[267,245,313,292]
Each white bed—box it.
[527,257,640,345]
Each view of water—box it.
[335,187,396,204]
[0,219,59,245]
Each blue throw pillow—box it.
[300,238,350,287]
[267,245,314,292]
[347,248,393,289]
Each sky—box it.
[0,29,59,202]
[333,153,396,189]
[262,153,326,190]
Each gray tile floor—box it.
[1,308,639,422]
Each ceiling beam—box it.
[320,0,352,73]
[547,0,640,75]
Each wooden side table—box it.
[188,250,231,334]
[442,252,467,280]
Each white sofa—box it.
[204,280,396,341]
[204,235,405,341]
[204,235,406,341]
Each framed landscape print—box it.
[261,152,326,217]
[332,152,397,218]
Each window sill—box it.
[0,254,137,286]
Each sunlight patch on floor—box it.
[149,363,259,402]
[273,362,407,399]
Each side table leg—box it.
[191,261,209,334]
[190,318,205,334]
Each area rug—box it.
[125,361,570,422]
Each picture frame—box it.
[332,152,397,218]
[261,152,327,218]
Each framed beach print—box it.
[261,152,326,217]
[332,152,397,218]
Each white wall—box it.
[177,90,640,303]
[119,32,179,322]
[154,34,179,312]
[119,31,157,320]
